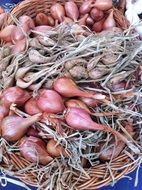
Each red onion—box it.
[37,89,65,113]
[25,98,41,115]
[20,136,53,165]
[65,1,79,21]
[1,113,41,142]
[1,87,31,108]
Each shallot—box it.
[1,87,31,107]
[0,25,17,42]
[37,89,65,113]
[79,0,95,14]
[103,10,116,30]
[65,107,138,151]
[53,77,105,100]
[90,7,104,21]
[94,0,113,11]
[20,136,53,165]
[25,98,41,115]
[35,13,49,26]
[65,1,79,21]
[46,139,68,157]
[50,3,65,22]
[1,113,41,142]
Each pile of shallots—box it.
[0,0,127,55]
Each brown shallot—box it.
[20,136,53,165]
[1,113,41,142]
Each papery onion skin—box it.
[37,89,65,113]
[20,136,53,165]
[1,87,31,108]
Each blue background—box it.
[0,0,142,189]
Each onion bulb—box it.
[37,89,65,113]
[35,13,49,26]
[65,107,137,150]
[1,87,31,108]
[46,139,68,157]
[79,0,95,14]
[50,3,65,22]
[94,0,113,11]
[90,7,104,21]
[25,98,41,115]
[1,113,41,142]
[0,25,17,42]
[65,1,79,21]
[53,77,105,100]
[20,136,53,165]
[103,10,116,30]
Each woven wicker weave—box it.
[0,0,137,190]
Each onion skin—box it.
[47,15,55,26]
[65,107,133,148]
[20,136,53,165]
[32,26,52,35]
[86,16,94,28]
[103,11,116,30]
[90,8,104,21]
[11,27,25,43]
[65,1,79,21]
[11,38,26,55]
[0,104,9,123]
[26,127,39,138]
[25,98,41,115]
[53,77,105,100]
[94,0,113,11]
[79,0,95,14]
[19,15,35,32]
[37,89,65,114]
[35,13,49,26]
[46,139,67,157]
[0,25,17,42]
[65,99,90,113]
[50,3,65,22]
[1,87,31,108]
[92,18,105,33]
[1,113,41,142]
[79,97,99,107]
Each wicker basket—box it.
[0,1,138,190]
